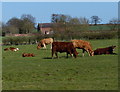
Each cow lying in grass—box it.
[52,42,78,59]
[9,47,19,51]
[94,45,117,55]
[37,38,53,49]
[22,53,35,57]
[71,40,94,56]
[4,47,19,51]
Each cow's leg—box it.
[55,52,59,58]
[88,51,91,56]
[66,53,69,58]
[84,48,90,56]
[52,51,54,59]
[67,52,73,58]
[43,44,46,49]
[82,49,85,57]
[50,43,52,49]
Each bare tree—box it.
[69,18,80,24]
[79,17,89,31]
[79,17,89,24]
[51,14,71,23]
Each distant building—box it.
[37,23,53,34]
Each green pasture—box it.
[2,39,118,90]
[89,25,111,31]
[89,25,119,31]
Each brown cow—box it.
[37,38,53,49]
[94,46,117,55]
[71,40,94,56]
[52,42,78,58]
[9,47,19,52]
[22,53,35,57]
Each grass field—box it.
[2,39,118,90]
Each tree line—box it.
[1,13,119,36]
[50,14,118,40]
[2,14,36,36]
[1,14,119,45]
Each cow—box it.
[37,38,53,49]
[94,45,117,55]
[71,40,94,56]
[22,53,35,57]
[52,42,78,59]
[9,47,19,52]
[4,48,9,51]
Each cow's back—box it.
[71,40,94,56]
[41,38,53,44]
[52,42,76,53]
[71,40,92,49]
[52,42,72,52]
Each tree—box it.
[51,14,72,40]
[109,18,119,31]
[51,14,71,23]
[21,14,36,33]
[21,14,36,24]
[79,17,89,31]
[69,18,80,24]
[91,16,101,25]
[21,19,34,33]
[6,17,23,34]
[7,17,22,27]
[5,14,36,34]
[51,14,90,40]
[79,17,89,24]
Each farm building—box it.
[37,23,53,34]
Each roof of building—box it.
[38,23,53,28]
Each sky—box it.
[2,1,118,24]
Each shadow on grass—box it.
[37,48,51,50]
[43,56,77,59]
[43,57,52,59]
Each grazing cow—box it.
[94,45,117,55]
[4,48,9,51]
[52,42,78,58]
[71,40,94,56]
[22,53,35,57]
[9,47,19,52]
[37,38,53,49]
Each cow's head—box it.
[90,50,94,56]
[37,44,41,49]
[111,45,116,50]
[108,45,116,52]
[73,50,79,58]
[37,43,44,49]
